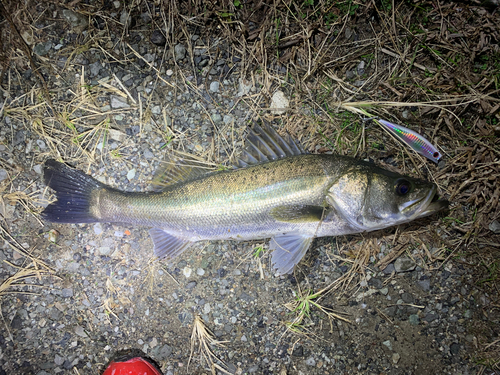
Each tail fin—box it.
[42,159,104,223]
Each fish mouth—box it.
[405,185,449,220]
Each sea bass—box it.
[42,124,448,274]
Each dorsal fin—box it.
[236,122,306,167]
[152,153,215,191]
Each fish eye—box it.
[395,179,411,196]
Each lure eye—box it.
[432,151,440,159]
[395,179,411,196]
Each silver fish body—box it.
[43,124,448,274]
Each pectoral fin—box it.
[150,228,191,259]
[270,234,313,275]
[269,205,324,223]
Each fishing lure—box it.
[377,119,442,163]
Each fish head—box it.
[327,163,448,231]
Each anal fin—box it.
[149,228,191,259]
[269,234,313,275]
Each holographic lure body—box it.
[377,119,441,163]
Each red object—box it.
[102,357,162,375]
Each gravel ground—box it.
[0,3,496,375]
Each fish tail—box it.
[42,159,103,223]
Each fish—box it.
[42,123,448,275]
[377,119,442,163]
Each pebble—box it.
[392,353,400,364]
[382,340,392,351]
[33,164,43,174]
[196,268,205,276]
[54,354,64,366]
[74,325,88,338]
[209,81,220,93]
[183,267,192,278]
[394,257,416,273]
[62,9,89,32]
[236,78,252,97]
[34,42,52,56]
[203,303,211,314]
[61,288,73,298]
[270,91,289,114]
[357,60,365,75]
[489,220,500,233]
[36,139,46,149]
[186,281,197,289]
[174,44,186,61]
[0,169,8,182]
[110,95,130,109]
[305,357,316,366]
[151,30,166,46]
[409,314,420,325]
[127,168,136,180]
[417,278,431,291]
[94,223,103,235]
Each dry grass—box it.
[189,315,230,375]
[0,0,499,369]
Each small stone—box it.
[110,95,130,109]
[203,303,211,314]
[382,340,392,351]
[489,220,500,233]
[186,281,197,289]
[368,277,383,289]
[417,279,431,291]
[241,334,247,342]
[36,139,46,149]
[143,149,154,159]
[183,267,192,278]
[196,268,205,276]
[357,60,365,75]
[151,30,166,46]
[383,263,395,274]
[62,10,89,32]
[127,169,136,181]
[450,343,460,355]
[424,313,438,322]
[75,325,88,337]
[174,44,186,61]
[0,169,8,182]
[305,357,316,366]
[345,70,355,80]
[236,78,252,97]
[34,42,52,56]
[61,288,73,298]
[392,353,400,364]
[94,223,103,235]
[270,91,289,114]
[108,129,127,142]
[223,115,234,125]
[99,246,111,256]
[89,62,102,77]
[408,314,420,325]
[394,257,416,273]
[380,287,389,296]
[54,354,64,366]
[120,10,131,28]
[209,81,220,93]
[33,164,43,174]
[48,229,59,243]
[157,344,172,360]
